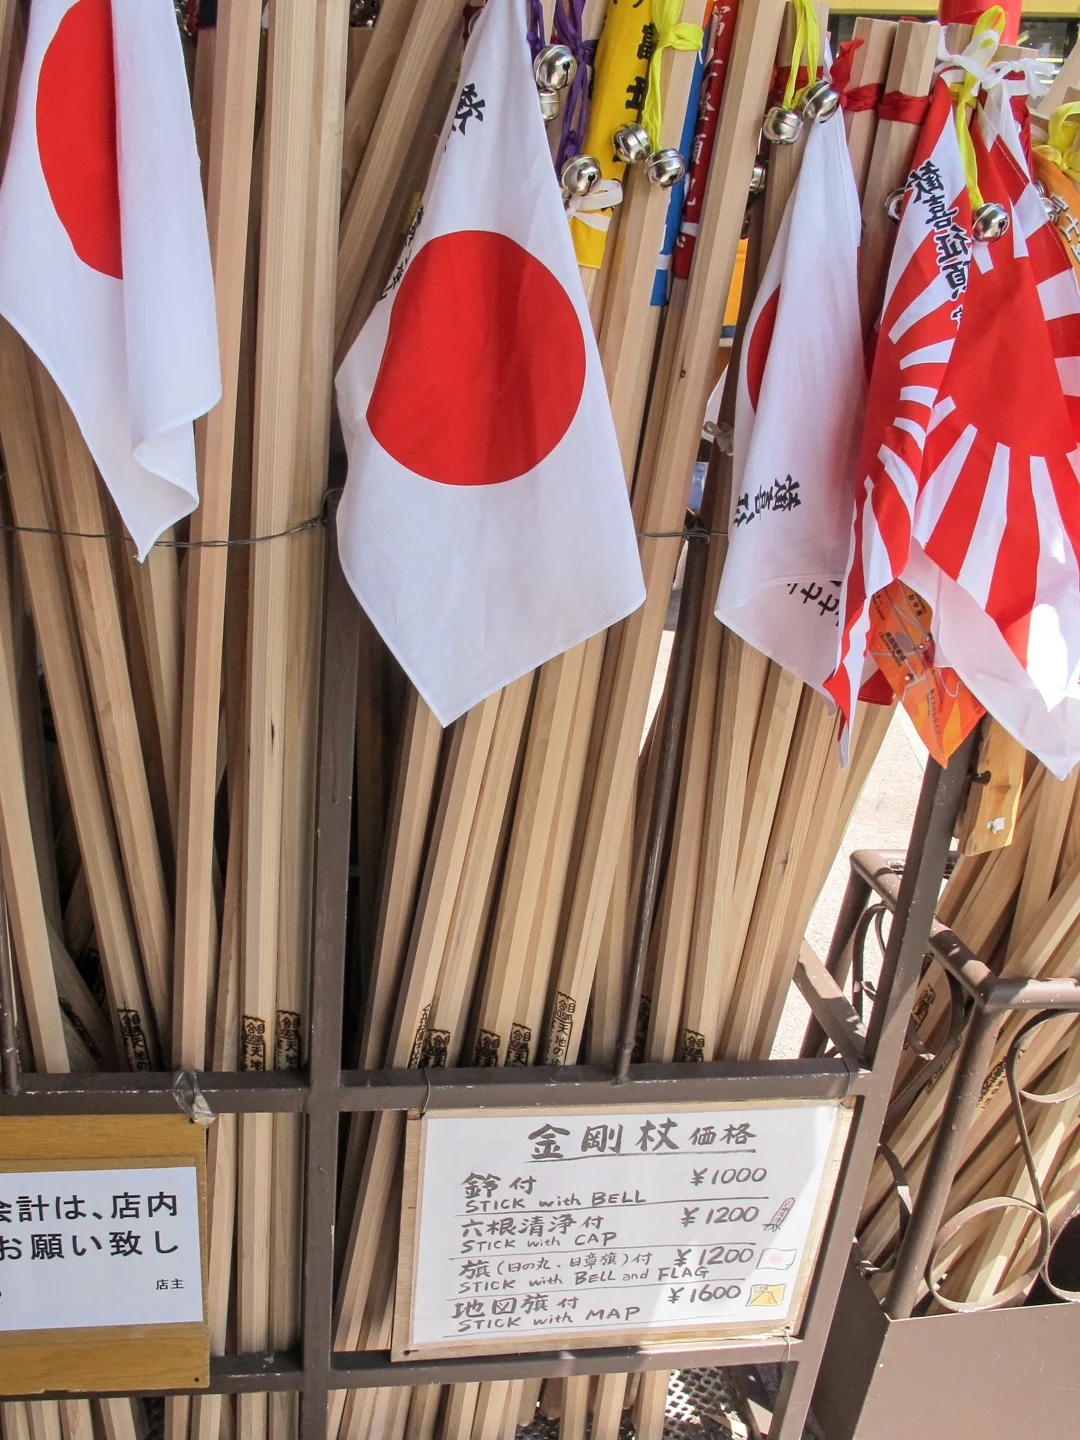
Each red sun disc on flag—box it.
[745,287,780,414]
[36,0,122,279]
[367,230,587,486]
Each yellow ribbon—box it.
[641,0,705,153]
[1035,102,1080,184]
[948,5,1006,210]
[781,0,820,110]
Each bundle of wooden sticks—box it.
[0,1,1077,1439]
[857,752,1080,1313]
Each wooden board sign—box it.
[394,1099,851,1359]
[0,1115,209,1394]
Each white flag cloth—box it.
[334,0,645,726]
[714,110,865,698]
[0,0,220,560]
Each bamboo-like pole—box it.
[236,7,319,1439]
[173,0,264,1074]
[544,0,786,1067]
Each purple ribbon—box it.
[526,0,546,58]
[553,0,596,170]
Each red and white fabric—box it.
[335,0,644,725]
[0,0,220,560]
[825,78,1080,776]
[715,108,865,697]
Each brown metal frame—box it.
[809,846,1080,1440]
[0,502,978,1440]
[811,847,1080,1321]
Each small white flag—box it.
[0,0,220,560]
[715,111,865,698]
[334,0,645,726]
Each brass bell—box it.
[534,44,577,92]
[801,78,841,123]
[645,148,686,188]
[612,123,651,165]
[560,153,603,198]
[972,200,1010,242]
[749,160,767,196]
[763,105,804,145]
[885,187,905,223]
[538,86,560,122]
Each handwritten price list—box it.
[401,1103,844,1355]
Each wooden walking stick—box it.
[236,7,320,1439]
[173,0,264,1075]
[34,371,173,1043]
[0,326,156,1068]
[544,0,786,1066]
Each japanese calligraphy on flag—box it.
[715,110,865,696]
[0,0,220,559]
[335,0,644,725]
[825,79,1080,776]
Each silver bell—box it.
[1036,182,1056,223]
[763,105,804,145]
[612,123,651,165]
[801,78,841,123]
[749,160,767,196]
[972,200,1010,242]
[534,44,577,92]
[645,148,686,188]
[885,187,905,223]
[560,153,602,198]
[538,86,560,122]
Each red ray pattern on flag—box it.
[826,77,1080,764]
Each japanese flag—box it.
[335,0,645,726]
[0,0,220,560]
[714,111,865,698]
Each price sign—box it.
[0,1115,208,1395]
[394,1100,850,1358]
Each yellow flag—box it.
[747,1283,786,1307]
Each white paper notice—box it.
[0,1166,202,1331]
[400,1102,847,1356]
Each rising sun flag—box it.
[826,76,1080,777]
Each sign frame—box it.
[0,1114,209,1395]
[393,1098,852,1361]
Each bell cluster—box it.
[883,187,1011,242]
[762,77,841,146]
[531,47,687,200]
[534,43,577,120]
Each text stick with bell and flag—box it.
[0,0,221,560]
[826,13,1080,779]
[334,0,646,728]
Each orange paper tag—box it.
[866,581,984,765]
[1033,151,1080,281]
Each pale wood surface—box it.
[173,0,264,1073]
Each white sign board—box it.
[0,1165,203,1331]
[395,1101,850,1358]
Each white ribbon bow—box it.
[565,179,624,232]
[934,21,1004,95]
